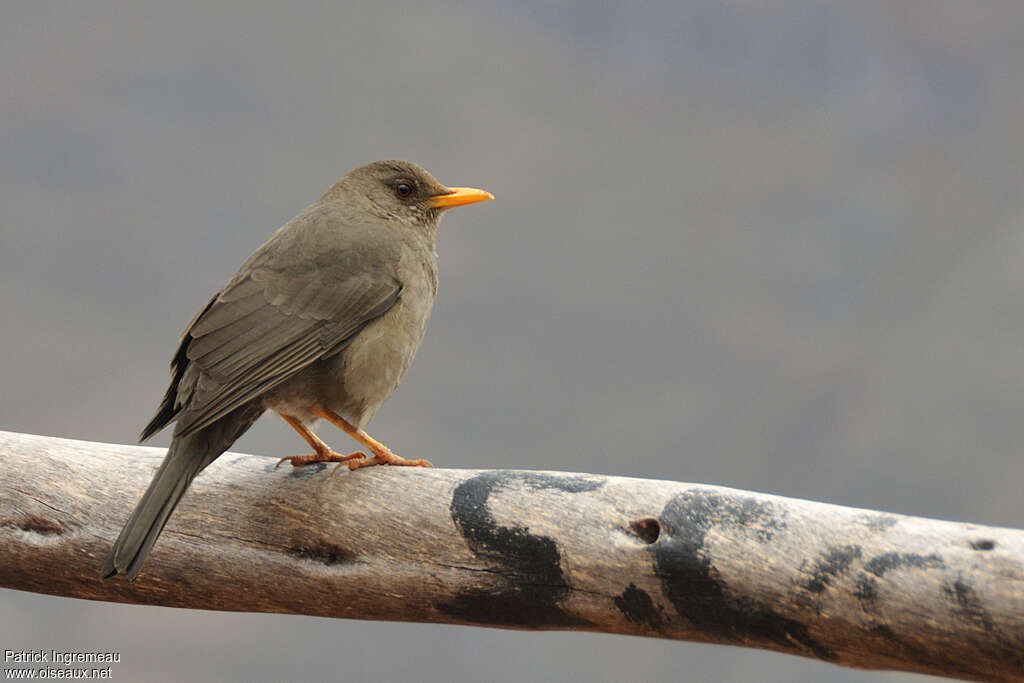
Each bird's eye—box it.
[395,182,413,198]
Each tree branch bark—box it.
[0,430,1021,681]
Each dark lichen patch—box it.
[440,471,602,627]
[288,541,355,565]
[654,490,833,660]
[864,552,944,577]
[855,576,878,602]
[615,584,663,629]
[856,553,944,605]
[941,579,1024,669]
[969,539,996,551]
[661,489,785,543]
[856,553,944,604]
[944,580,995,634]
[801,545,862,594]
[860,514,900,532]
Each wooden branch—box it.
[0,431,1021,681]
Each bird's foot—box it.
[306,408,433,472]
[275,450,367,470]
[342,449,433,471]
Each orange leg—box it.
[312,408,433,471]
[275,414,367,469]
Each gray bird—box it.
[102,160,493,581]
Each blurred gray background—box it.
[2,1,1023,681]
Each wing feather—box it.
[140,211,406,441]
[171,272,400,437]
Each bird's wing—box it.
[140,213,403,440]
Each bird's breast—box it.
[324,249,437,428]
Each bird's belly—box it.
[322,293,432,428]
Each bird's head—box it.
[322,159,493,229]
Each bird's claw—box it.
[275,451,368,470]
[344,454,433,471]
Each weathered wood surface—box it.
[0,430,1021,681]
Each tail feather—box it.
[101,432,208,581]
[103,406,261,581]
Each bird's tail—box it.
[101,407,261,581]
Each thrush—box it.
[102,160,493,581]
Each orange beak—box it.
[427,186,494,209]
